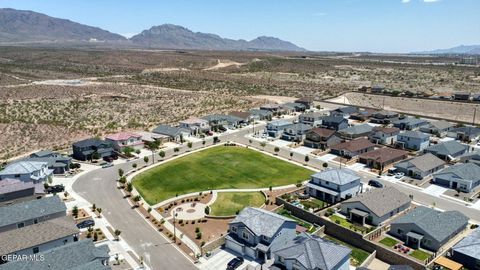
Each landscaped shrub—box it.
[195,227,200,233]
[196,232,202,239]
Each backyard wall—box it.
[275,196,427,270]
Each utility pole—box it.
[173,211,177,244]
[473,107,477,126]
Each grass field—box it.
[379,237,399,247]
[410,249,431,261]
[133,146,313,204]
[210,192,265,216]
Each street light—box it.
[173,210,178,243]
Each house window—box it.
[33,219,38,224]
[32,247,39,254]
[17,222,24,228]
[14,174,20,178]
[263,235,269,241]
[242,232,249,240]
[231,227,237,233]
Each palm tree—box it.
[322,162,328,169]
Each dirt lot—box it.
[330,92,480,124]
[1,46,477,159]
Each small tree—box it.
[148,207,152,214]
[118,168,124,177]
[93,231,98,241]
[269,185,273,192]
[173,148,180,155]
[92,203,96,212]
[97,208,102,217]
[143,156,149,163]
[91,151,100,161]
[72,205,79,218]
[204,206,210,215]
[158,150,165,160]
[114,229,122,240]
[133,195,141,207]
[132,163,137,169]
[126,182,133,193]
[322,162,328,169]
[304,155,310,164]
[290,152,293,159]
[187,142,193,149]
[202,140,206,147]
[119,176,127,184]
[274,146,280,155]
[260,142,267,149]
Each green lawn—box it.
[133,146,313,204]
[300,198,326,210]
[276,208,317,233]
[379,237,399,247]
[410,249,431,261]
[330,215,370,234]
[323,236,370,266]
[210,192,265,216]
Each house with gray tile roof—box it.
[393,117,430,131]
[458,150,480,165]
[424,140,470,161]
[0,178,43,206]
[266,120,293,138]
[0,161,53,184]
[369,127,400,145]
[281,123,313,142]
[337,123,374,139]
[271,233,351,270]
[249,109,273,120]
[282,102,306,112]
[394,153,445,179]
[306,169,362,204]
[299,111,325,126]
[202,114,244,127]
[0,195,66,233]
[331,106,359,117]
[389,206,468,251]
[0,239,110,269]
[320,115,349,131]
[225,207,297,262]
[370,110,400,124]
[152,124,190,142]
[396,131,430,151]
[0,216,79,257]
[447,126,480,142]
[340,187,411,226]
[432,163,480,192]
[450,228,480,270]
[72,138,115,161]
[18,150,72,175]
[420,120,455,137]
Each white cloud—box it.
[401,0,411,3]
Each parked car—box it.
[394,172,405,179]
[103,156,114,162]
[101,162,114,168]
[76,219,95,229]
[368,179,384,188]
[227,257,244,270]
[46,184,65,193]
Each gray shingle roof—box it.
[0,178,35,194]
[393,117,429,126]
[338,123,374,135]
[452,228,480,260]
[230,207,295,238]
[391,206,468,243]
[152,124,188,137]
[0,239,110,270]
[429,120,454,130]
[0,216,79,255]
[343,187,411,217]
[321,115,346,124]
[72,138,111,148]
[433,163,480,182]
[395,153,445,173]
[0,196,66,227]
[399,131,430,140]
[0,161,47,175]
[424,140,469,157]
[273,233,351,270]
[311,168,360,185]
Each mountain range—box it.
[0,8,305,51]
[413,45,480,55]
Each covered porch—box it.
[406,231,424,249]
[349,208,370,226]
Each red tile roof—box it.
[105,132,141,141]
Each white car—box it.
[394,172,405,179]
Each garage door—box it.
[225,239,243,255]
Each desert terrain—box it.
[0,47,478,160]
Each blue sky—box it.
[1,0,479,52]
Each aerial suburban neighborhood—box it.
[0,1,480,270]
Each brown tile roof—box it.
[330,138,375,152]
[359,147,408,163]
[308,127,336,138]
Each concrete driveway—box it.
[198,249,258,270]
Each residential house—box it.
[320,116,349,131]
[454,92,470,100]
[280,123,312,142]
[306,169,362,203]
[340,187,411,226]
[229,111,254,124]
[393,117,430,131]
[330,138,375,159]
[179,117,210,134]
[369,127,400,145]
[330,106,359,117]
[295,97,314,109]
[458,150,480,165]
[282,102,306,112]
[266,120,292,138]
[394,153,445,180]
[152,124,190,142]
[389,206,468,251]
[349,109,376,122]
[271,233,351,270]
[447,126,480,142]
[303,128,342,150]
[0,216,79,258]
[424,141,470,161]
[225,207,297,262]
[72,139,115,161]
[298,112,325,126]
[202,114,243,128]
[260,104,282,113]
[0,239,110,269]
[396,131,430,151]
[420,120,455,137]
[136,131,170,145]
[0,195,66,233]
[450,228,480,270]
[249,109,273,120]
[336,124,374,139]
[359,147,409,171]
[0,161,53,184]
[370,110,400,124]
[432,163,480,192]
[23,150,72,175]
[0,179,43,206]
[105,132,144,151]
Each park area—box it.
[209,192,265,216]
[133,146,313,204]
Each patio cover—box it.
[406,231,424,241]
[434,256,462,270]
[306,183,339,196]
[350,208,369,217]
